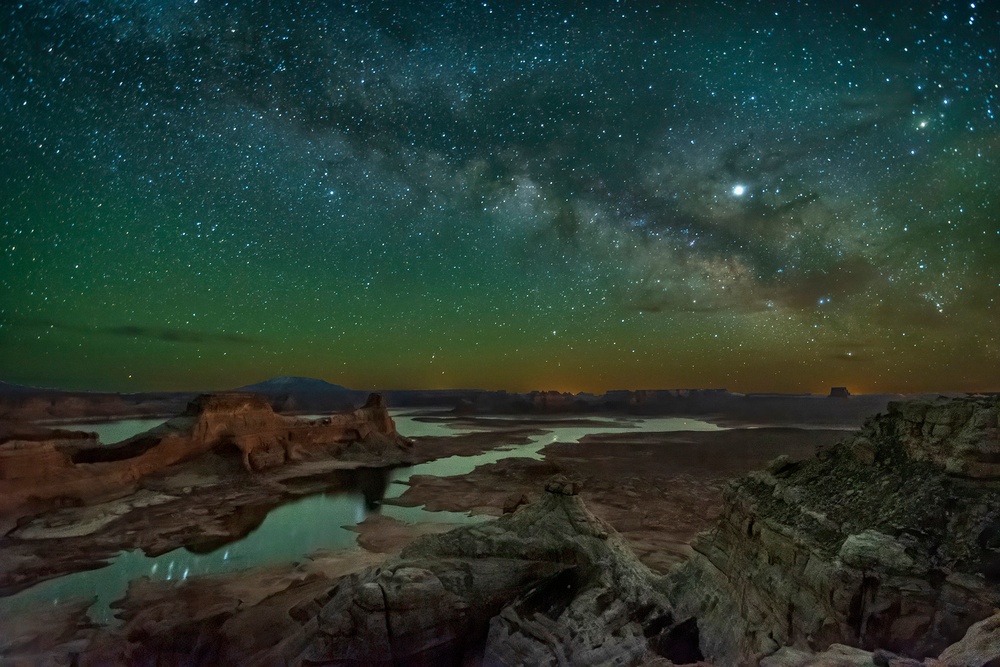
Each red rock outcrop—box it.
[0,440,75,480]
[0,393,411,527]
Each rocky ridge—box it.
[277,475,702,666]
[36,457,1000,666]
[667,396,1000,664]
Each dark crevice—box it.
[377,580,393,647]
[512,567,582,620]
[847,575,880,639]
[642,612,674,638]
[652,617,703,664]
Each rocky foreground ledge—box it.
[669,395,1000,664]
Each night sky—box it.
[1,1,998,394]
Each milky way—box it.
[1,1,998,393]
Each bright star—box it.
[732,185,746,196]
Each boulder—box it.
[838,530,915,573]
[936,612,1000,666]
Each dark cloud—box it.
[826,340,881,352]
[618,252,883,318]
[105,325,257,345]
[9,319,260,346]
[770,259,882,310]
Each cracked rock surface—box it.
[667,396,1000,665]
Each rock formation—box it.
[286,475,702,666]
[667,396,1000,664]
[0,382,194,421]
[760,611,1000,666]
[0,393,411,527]
[80,476,703,666]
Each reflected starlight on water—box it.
[0,414,722,624]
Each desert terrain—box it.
[1,386,998,665]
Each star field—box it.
[1,1,998,393]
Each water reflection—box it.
[0,414,723,625]
[351,466,391,510]
[49,418,169,445]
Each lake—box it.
[1,412,724,624]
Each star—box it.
[0,1,996,394]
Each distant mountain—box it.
[232,376,361,414]
[234,376,353,395]
[0,381,37,394]
[0,380,77,395]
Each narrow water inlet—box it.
[0,414,724,625]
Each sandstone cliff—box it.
[0,393,411,528]
[667,396,1000,664]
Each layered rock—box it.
[884,398,1000,479]
[287,475,699,666]
[0,440,78,480]
[84,477,703,666]
[0,393,411,526]
[0,385,193,421]
[760,611,1000,666]
[668,396,1000,664]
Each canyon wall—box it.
[667,396,1000,663]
